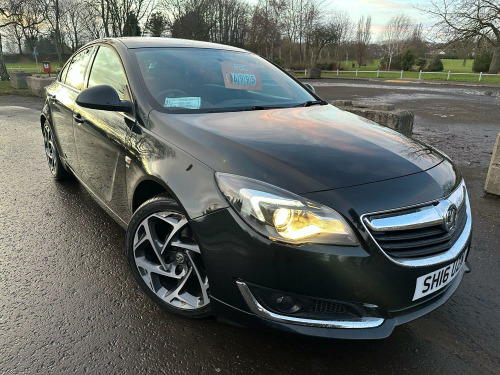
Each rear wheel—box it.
[42,120,70,180]
[126,195,211,318]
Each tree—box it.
[123,12,141,36]
[247,0,282,59]
[379,15,413,70]
[473,50,493,72]
[145,12,167,37]
[43,0,65,67]
[400,48,416,70]
[427,54,444,71]
[355,15,371,67]
[0,0,44,79]
[425,0,500,73]
[308,19,340,65]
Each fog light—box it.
[275,295,301,314]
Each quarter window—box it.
[88,46,129,100]
[64,47,94,90]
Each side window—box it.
[65,47,94,90]
[59,62,70,83]
[88,46,129,100]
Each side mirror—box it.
[76,84,132,112]
[304,83,315,94]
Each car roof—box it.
[93,37,248,52]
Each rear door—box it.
[73,44,134,218]
[48,47,95,172]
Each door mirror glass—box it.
[304,83,315,94]
[76,85,132,112]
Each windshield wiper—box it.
[294,100,328,107]
[241,105,267,111]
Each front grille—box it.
[368,204,467,259]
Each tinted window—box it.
[65,47,94,90]
[133,48,316,113]
[88,46,128,100]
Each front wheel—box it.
[126,195,211,318]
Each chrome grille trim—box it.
[361,181,472,267]
[365,183,465,232]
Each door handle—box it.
[73,113,85,124]
[48,93,56,100]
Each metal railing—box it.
[296,69,499,82]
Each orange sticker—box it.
[220,62,262,90]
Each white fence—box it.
[7,66,60,73]
[296,69,499,82]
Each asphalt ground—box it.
[0,81,499,374]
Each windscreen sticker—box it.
[220,62,262,90]
[164,97,201,109]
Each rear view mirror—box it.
[304,83,315,94]
[76,84,132,112]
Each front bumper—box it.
[190,173,472,339]
[212,262,469,339]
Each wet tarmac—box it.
[0,85,499,374]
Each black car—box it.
[41,37,471,339]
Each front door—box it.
[73,45,133,218]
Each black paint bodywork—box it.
[42,37,470,339]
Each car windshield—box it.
[132,47,317,113]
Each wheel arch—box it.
[131,176,178,214]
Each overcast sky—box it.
[332,0,434,38]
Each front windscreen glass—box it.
[133,47,316,113]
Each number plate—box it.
[412,250,467,301]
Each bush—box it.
[400,49,416,71]
[379,55,402,70]
[472,52,493,73]
[427,55,444,72]
[314,62,338,70]
[415,58,427,71]
[273,57,286,68]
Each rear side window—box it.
[65,47,94,90]
[88,46,128,100]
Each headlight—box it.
[215,173,359,246]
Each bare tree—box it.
[308,18,341,64]
[61,0,88,52]
[379,15,413,70]
[247,0,282,59]
[79,0,105,39]
[1,0,46,55]
[1,0,45,79]
[425,0,500,73]
[355,15,371,67]
[208,0,249,47]
[3,21,22,54]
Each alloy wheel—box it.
[43,123,57,174]
[132,211,210,310]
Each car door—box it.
[73,45,134,218]
[48,47,94,171]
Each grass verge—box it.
[0,81,32,96]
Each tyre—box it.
[42,120,71,180]
[126,195,211,318]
